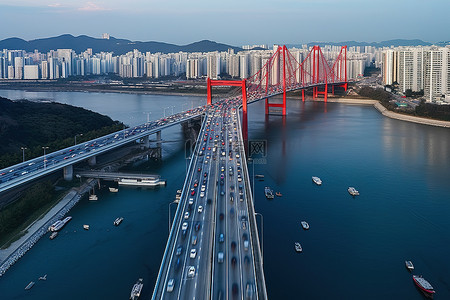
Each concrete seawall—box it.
[322,97,450,128]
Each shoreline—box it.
[319,97,450,128]
[0,179,97,277]
[2,87,449,128]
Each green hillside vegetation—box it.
[0,97,123,168]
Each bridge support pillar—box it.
[143,135,150,148]
[88,156,97,166]
[63,165,73,181]
[302,89,305,102]
[156,131,162,149]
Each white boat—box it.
[25,281,35,290]
[109,187,119,193]
[89,194,98,201]
[301,221,310,230]
[312,176,322,185]
[405,260,414,271]
[412,275,435,297]
[48,216,72,232]
[49,232,58,239]
[39,274,47,281]
[130,278,143,300]
[114,217,124,226]
[83,224,90,230]
[348,187,359,196]
[294,242,302,253]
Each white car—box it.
[182,222,188,230]
[184,212,190,219]
[190,249,197,258]
[201,185,206,192]
[198,206,203,213]
[167,279,175,292]
[188,266,195,278]
[200,192,205,198]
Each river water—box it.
[0,90,449,299]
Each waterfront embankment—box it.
[0,179,98,277]
[325,97,450,128]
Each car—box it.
[218,252,224,263]
[242,221,247,230]
[201,185,206,192]
[174,258,181,271]
[191,190,195,196]
[197,167,201,172]
[204,172,208,177]
[231,256,237,268]
[244,240,249,251]
[200,191,205,198]
[189,198,194,205]
[184,212,190,219]
[198,206,203,213]
[191,235,198,245]
[219,233,224,243]
[245,283,254,299]
[176,246,183,256]
[195,223,201,231]
[220,190,225,196]
[167,279,175,292]
[182,222,188,231]
[188,266,195,277]
[190,249,197,259]
[230,207,235,216]
[231,241,236,251]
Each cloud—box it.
[48,3,63,7]
[78,2,110,11]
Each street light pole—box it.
[255,212,264,264]
[75,133,83,145]
[21,147,27,162]
[169,200,178,231]
[42,146,49,169]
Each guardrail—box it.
[236,106,268,299]
[0,112,203,194]
[151,112,208,299]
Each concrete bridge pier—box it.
[143,135,150,148]
[88,156,97,166]
[63,165,73,181]
[156,131,162,148]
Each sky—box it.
[0,0,448,46]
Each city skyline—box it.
[0,0,449,45]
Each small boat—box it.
[275,192,282,197]
[49,232,58,240]
[39,274,47,281]
[109,187,119,193]
[130,278,144,300]
[405,260,414,271]
[89,194,98,201]
[114,217,124,226]
[83,224,90,230]
[255,174,264,178]
[348,187,359,196]
[301,221,310,230]
[312,176,322,185]
[294,242,302,253]
[264,187,274,199]
[25,281,35,290]
[412,275,435,297]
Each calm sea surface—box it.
[0,90,449,299]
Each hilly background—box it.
[0,35,447,54]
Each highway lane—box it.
[154,98,264,299]
[0,107,205,193]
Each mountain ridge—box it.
[0,34,243,55]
